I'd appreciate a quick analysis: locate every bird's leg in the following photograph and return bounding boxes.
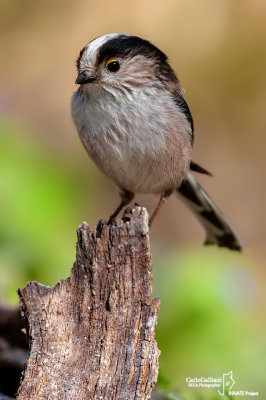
[149,190,172,227]
[107,189,134,225]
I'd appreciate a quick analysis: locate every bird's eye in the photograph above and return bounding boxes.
[105,59,120,73]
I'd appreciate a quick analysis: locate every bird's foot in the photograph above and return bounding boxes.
[122,207,133,222]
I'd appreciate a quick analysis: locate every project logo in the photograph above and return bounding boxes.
[218,371,235,395]
[186,371,259,397]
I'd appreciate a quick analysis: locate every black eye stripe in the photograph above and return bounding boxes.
[106,60,120,72]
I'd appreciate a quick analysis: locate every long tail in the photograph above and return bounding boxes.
[176,172,242,251]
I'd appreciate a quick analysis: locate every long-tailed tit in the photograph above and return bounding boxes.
[72,33,242,251]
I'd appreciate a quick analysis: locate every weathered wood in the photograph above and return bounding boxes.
[17,207,160,400]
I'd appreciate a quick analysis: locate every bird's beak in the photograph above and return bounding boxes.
[75,71,97,85]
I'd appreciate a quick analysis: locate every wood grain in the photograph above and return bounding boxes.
[17,207,160,400]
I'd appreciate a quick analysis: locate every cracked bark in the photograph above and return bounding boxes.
[16,207,160,400]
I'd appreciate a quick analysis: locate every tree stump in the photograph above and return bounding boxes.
[16,207,160,400]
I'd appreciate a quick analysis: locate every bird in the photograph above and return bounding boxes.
[71,33,242,251]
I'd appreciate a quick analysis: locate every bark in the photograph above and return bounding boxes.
[16,207,160,400]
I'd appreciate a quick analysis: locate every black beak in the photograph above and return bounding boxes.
[75,71,97,85]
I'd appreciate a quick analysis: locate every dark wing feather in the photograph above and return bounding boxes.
[171,91,194,143]
[190,161,213,176]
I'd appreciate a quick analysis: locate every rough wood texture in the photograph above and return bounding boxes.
[17,207,160,400]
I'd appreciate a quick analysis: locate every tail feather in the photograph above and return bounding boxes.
[176,172,242,251]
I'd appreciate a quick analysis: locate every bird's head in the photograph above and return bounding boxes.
[75,33,178,93]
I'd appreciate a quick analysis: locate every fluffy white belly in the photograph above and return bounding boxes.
[71,84,192,194]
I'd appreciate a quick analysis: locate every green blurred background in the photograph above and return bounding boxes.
[0,0,265,398]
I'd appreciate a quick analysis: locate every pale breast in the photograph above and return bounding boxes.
[71,84,192,194]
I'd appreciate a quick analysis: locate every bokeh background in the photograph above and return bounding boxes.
[1,0,266,398]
